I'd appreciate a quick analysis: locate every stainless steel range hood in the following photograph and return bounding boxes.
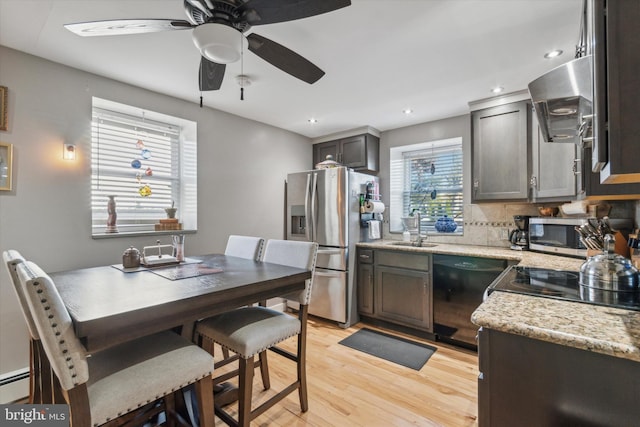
[528,55,593,145]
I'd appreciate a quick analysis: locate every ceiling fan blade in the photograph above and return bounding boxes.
[64,19,193,37]
[199,57,226,91]
[247,33,324,84]
[239,0,351,26]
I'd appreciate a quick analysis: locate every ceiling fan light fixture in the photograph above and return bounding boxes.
[192,23,245,64]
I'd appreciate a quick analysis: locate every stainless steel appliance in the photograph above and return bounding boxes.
[508,215,530,250]
[528,217,633,258]
[286,167,378,327]
[486,264,640,312]
[432,254,511,350]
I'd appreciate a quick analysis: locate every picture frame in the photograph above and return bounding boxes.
[0,142,13,191]
[0,86,7,131]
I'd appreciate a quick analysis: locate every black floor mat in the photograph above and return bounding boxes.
[338,328,437,370]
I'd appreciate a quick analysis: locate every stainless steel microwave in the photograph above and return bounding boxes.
[529,217,633,258]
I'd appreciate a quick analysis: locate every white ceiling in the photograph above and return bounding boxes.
[0,0,583,139]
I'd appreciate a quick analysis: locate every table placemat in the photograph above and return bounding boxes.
[148,263,223,280]
[111,257,202,273]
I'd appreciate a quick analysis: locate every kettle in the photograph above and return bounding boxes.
[122,246,141,268]
[579,234,639,304]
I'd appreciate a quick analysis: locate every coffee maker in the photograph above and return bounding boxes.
[509,215,531,250]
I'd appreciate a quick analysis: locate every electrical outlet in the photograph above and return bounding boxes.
[500,228,510,240]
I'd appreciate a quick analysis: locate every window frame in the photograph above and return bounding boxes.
[90,97,197,238]
[389,137,464,235]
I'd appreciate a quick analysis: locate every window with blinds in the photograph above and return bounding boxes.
[389,137,463,233]
[91,99,197,235]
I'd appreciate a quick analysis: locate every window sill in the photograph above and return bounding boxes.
[92,229,197,239]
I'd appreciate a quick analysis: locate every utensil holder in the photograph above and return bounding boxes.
[172,235,185,262]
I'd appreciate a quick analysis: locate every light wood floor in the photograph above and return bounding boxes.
[213,316,479,426]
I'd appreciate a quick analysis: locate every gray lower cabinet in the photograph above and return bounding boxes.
[357,248,432,332]
[472,101,529,201]
[357,249,374,315]
[375,266,430,329]
[478,328,640,427]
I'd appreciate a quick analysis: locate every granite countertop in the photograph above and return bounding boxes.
[357,240,640,362]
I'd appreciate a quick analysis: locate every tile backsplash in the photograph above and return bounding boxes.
[384,200,638,248]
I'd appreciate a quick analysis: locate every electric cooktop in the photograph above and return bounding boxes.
[487,265,640,312]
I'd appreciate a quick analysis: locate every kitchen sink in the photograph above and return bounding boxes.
[388,241,438,248]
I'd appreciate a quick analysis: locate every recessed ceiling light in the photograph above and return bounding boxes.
[544,49,563,59]
[308,118,318,124]
[491,86,504,94]
[403,108,413,115]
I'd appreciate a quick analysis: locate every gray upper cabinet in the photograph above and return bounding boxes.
[472,101,529,201]
[592,0,640,184]
[530,108,581,200]
[313,133,379,174]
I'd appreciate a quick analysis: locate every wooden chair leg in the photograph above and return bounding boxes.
[53,374,65,405]
[29,339,37,404]
[298,307,309,412]
[238,357,254,427]
[195,376,215,427]
[258,350,270,390]
[164,392,176,427]
[36,341,55,404]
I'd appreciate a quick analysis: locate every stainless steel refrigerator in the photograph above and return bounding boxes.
[286,167,379,327]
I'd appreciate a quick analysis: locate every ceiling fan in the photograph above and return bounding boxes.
[64,0,351,94]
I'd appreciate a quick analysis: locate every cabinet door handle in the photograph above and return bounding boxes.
[573,158,581,175]
[359,254,370,260]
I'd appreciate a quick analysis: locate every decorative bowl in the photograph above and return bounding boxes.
[435,215,457,233]
[538,207,559,217]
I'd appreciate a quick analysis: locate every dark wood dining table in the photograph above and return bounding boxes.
[49,254,311,353]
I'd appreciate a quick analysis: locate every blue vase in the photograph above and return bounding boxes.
[435,215,457,233]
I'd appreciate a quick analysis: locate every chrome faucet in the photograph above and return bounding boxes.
[413,212,427,247]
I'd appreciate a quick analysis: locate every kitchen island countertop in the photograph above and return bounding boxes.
[356,240,640,362]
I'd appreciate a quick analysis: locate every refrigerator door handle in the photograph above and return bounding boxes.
[310,172,318,242]
[304,173,312,241]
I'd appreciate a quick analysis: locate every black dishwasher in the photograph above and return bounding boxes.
[432,254,509,350]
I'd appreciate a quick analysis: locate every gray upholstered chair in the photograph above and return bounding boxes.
[195,239,318,427]
[17,261,216,427]
[224,235,264,261]
[3,250,53,404]
[214,235,265,363]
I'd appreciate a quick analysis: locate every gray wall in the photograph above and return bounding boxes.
[379,114,482,242]
[0,46,311,400]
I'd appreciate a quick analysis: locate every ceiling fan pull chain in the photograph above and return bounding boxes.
[240,30,245,101]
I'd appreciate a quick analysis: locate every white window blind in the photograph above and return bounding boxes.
[390,137,463,233]
[91,104,196,235]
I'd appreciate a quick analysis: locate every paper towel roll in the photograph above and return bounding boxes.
[363,200,385,214]
[560,200,588,215]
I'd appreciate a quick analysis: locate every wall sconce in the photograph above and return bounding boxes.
[63,143,76,161]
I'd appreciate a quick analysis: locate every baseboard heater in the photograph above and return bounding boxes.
[0,369,29,387]
[1,368,29,403]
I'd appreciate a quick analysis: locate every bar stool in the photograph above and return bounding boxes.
[195,239,318,426]
[17,261,216,427]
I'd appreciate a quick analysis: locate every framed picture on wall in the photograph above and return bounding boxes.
[0,86,7,131]
[0,142,13,191]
